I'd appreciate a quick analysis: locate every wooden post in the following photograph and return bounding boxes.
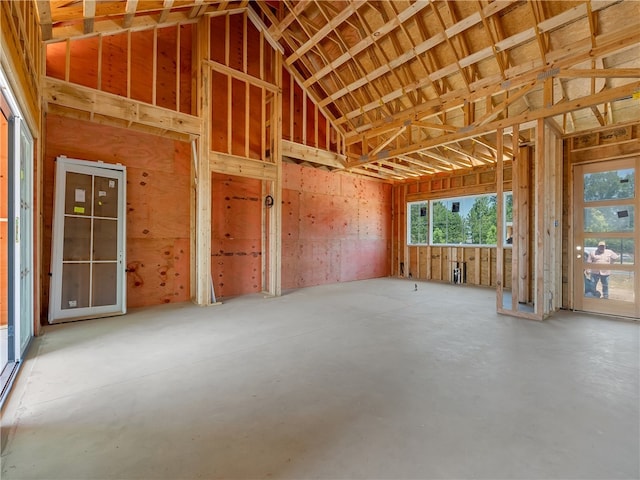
[269,50,283,296]
[517,143,530,304]
[194,17,212,305]
[496,128,504,311]
[535,118,545,318]
[510,123,520,311]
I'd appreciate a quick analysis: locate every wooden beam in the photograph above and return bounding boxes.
[83,0,96,34]
[473,82,537,127]
[347,81,640,167]
[282,140,346,169]
[43,77,202,136]
[285,0,367,66]
[558,68,640,79]
[210,152,277,181]
[370,126,407,157]
[339,14,640,136]
[189,0,206,19]
[319,0,517,109]
[264,0,313,41]
[123,0,139,29]
[158,0,174,23]
[413,121,457,133]
[35,0,52,40]
[419,149,472,169]
[246,7,284,54]
[303,0,432,88]
[443,144,492,166]
[397,155,440,174]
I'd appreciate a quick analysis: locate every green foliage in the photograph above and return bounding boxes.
[584,169,634,202]
[584,169,635,234]
[466,195,497,244]
[408,202,428,244]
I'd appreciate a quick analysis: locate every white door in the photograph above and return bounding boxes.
[49,157,126,323]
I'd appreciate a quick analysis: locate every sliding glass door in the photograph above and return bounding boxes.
[0,67,34,402]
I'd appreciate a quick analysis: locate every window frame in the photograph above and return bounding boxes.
[406,200,429,246]
[429,193,498,247]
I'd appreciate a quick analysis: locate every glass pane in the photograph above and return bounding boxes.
[432,195,497,245]
[584,237,634,265]
[63,217,91,261]
[92,263,117,307]
[584,205,634,233]
[583,270,634,303]
[64,172,92,216]
[61,263,90,309]
[93,176,118,218]
[408,201,427,244]
[505,192,513,245]
[93,219,117,261]
[583,168,634,202]
[19,124,33,352]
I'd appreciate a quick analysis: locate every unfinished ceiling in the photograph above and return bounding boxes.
[35,0,640,180]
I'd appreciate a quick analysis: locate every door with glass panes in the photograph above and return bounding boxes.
[49,157,126,323]
[573,158,638,319]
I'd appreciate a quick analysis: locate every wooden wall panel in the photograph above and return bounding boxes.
[156,26,178,110]
[249,85,262,160]
[306,96,316,146]
[101,34,128,97]
[291,81,303,144]
[209,16,226,64]
[281,69,292,140]
[45,42,65,80]
[130,30,154,105]
[317,110,327,150]
[211,71,229,153]
[179,24,194,115]
[69,37,99,89]
[125,238,190,308]
[282,163,391,290]
[42,115,191,322]
[227,13,244,71]
[46,23,194,115]
[230,78,246,157]
[211,173,262,298]
[246,18,262,79]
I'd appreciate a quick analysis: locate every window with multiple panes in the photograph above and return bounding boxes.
[407,193,512,246]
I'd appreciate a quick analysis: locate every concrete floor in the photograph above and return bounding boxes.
[1,278,639,479]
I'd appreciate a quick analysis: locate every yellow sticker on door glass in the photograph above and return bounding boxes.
[74,206,85,214]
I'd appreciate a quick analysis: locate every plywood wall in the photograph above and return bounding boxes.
[45,23,194,115]
[209,164,391,296]
[43,115,191,322]
[211,173,262,298]
[281,68,338,153]
[282,163,391,289]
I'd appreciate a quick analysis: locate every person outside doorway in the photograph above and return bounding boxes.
[587,241,620,299]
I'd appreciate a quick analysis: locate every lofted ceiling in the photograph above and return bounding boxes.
[34,1,640,181]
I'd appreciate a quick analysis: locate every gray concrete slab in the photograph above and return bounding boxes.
[1,278,639,479]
